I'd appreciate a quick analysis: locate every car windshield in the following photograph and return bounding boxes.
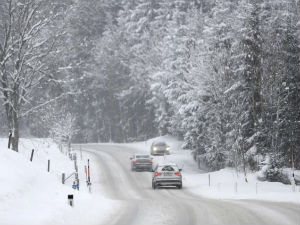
[136,155,150,159]
[160,165,176,171]
[154,142,166,146]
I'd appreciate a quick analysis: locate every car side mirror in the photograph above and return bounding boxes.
[152,169,155,172]
[179,169,182,172]
[130,157,133,160]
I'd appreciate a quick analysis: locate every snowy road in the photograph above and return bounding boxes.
[81,144,300,225]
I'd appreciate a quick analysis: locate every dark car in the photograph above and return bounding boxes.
[150,141,170,155]
[130,154,153,171]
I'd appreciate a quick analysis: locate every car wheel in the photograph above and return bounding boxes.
[152,182,156,189]
[178,184,182,189]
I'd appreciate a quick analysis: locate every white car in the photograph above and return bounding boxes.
[152,163,182,189]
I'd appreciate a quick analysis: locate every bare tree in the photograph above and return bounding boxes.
[0,0,68,151]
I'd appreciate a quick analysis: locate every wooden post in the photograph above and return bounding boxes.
[256,182,258,194]
[47,160,50,172]
[291,179,295,192]
[87,159,91,184]
[234,182,238,193]
[68,194,74,207]
[30,149,34,161]
[62,173,65,184]
[8,132,12,149]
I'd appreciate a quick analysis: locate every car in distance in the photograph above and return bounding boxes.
[152,163,182,189]
[150,141,170,155]
[130,154,153,171]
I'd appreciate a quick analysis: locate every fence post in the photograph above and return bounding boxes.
[68,194,74,207]
[256,182,258,194]
[234,182,238,193]
[87,159,91,193]
[47,160,50,172]
[30,149,34,161]
[62,173,65,184]
[8,132,12,149]
[291,179,295,192]
[80,147,82,161]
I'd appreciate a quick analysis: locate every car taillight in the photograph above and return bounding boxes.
[175,172,181,176]
[149,160,152,163]
[133,160,137,163]
[155,172,162,176]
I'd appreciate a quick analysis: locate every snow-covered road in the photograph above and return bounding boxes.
[80,144,300,225]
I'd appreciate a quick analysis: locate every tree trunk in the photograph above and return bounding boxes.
[11,111,19,152]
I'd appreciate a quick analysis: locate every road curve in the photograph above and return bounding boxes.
[80,144,300,225]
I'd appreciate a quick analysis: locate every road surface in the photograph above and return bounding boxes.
[80,144,300,225]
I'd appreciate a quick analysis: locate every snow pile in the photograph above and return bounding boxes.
[127,136,300,204]
[0,138,120,225]
[185,168,300,204]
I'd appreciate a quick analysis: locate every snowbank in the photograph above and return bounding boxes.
[126,136,300,204]
[0,138,120,225]
[185,168,300,204]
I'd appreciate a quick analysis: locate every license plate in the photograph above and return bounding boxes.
[163,172,173,176]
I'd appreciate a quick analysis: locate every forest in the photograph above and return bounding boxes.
[0,0,299,174]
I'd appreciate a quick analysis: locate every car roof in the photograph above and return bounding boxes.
[153,141,167,145]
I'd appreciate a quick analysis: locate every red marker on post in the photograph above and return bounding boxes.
[87,159,91,192]
[87,159,91,184]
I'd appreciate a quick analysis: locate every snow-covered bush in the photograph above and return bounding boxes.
[197,152,227,171]
[265,155,299,184]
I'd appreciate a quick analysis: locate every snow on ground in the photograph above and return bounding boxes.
[0,138,120,225]
[126,135,300,204]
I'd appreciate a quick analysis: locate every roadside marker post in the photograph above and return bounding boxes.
[208,174,211,187]
[87,159,91,184]
[84,165,88,183]
[217,183,220,191]
[87,159,92,193]
[291,179,295,192]
[62,173,65,184]
[80,145,82,161]
[68,194,74,207]
[73,155,79,190]
[8,131,12,149]
[291,157,296,192]
[256,182,258,194]
[47,160,50,172]
[234,182,238,193]
[30,149,34,161]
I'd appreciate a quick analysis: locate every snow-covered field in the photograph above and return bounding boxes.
[125,136,300,204]
[0,138,120,225]
[1,136,299,225]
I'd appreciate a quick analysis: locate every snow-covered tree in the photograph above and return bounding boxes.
[0,0,71,151]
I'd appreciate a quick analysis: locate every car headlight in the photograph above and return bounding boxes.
[153,147,158,151]
[166,147,170,151]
